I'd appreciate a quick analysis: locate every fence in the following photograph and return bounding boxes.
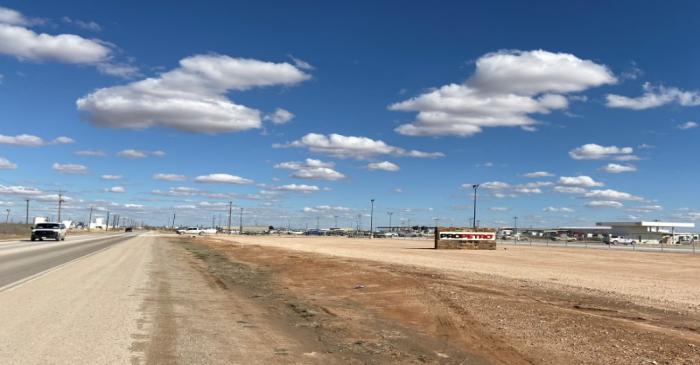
[496,237,698,254]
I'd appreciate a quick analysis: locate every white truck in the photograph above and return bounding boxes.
[31,222,68,241]
[176,227,217,236]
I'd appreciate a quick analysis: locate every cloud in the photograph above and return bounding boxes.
[606,83,700,110]
[116,149,164,159]
[194,173,253,184]
[677,121,698,130]
[264,108,294,124]
[479,181,510,190]
[153,173,186,181]
[584,189,643,201]
[543,206,574,213]
[106,186,125,193]
[0,134,72,146]
[117,149,147,159]
[75,149,106,157]
[273,184,320,193]
[600,163,636,173]
[123,203,143,209]
[0,157,17,169]
[523,171,554,178]
[489,207,509,212]
[77,54,310,133]
[288,55,314,70]
[0,9,110,63]
[96,62,140,79]
[52,162,87,174]
[274,158,345,181]
[558,175,604,187]
[61,16,101,32]
[303,205,351,213]
[276,133,444,160]
[367,161,400,172]
[100,174,122,180]
[585,200,624,209]
[627,205,663,213]
[390,49,616,137]
[569,143,637,160]
[0,185,42,196]
[553,186,587,194]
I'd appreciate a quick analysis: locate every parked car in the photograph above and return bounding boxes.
[176,227,216,236]
[604,235,635,245]
[125,227,133,232]
[31,222,67,241]
[383,232,399,238]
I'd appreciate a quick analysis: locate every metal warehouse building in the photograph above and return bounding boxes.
[596,221,696,243]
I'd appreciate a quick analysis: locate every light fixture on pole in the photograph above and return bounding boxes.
[369,198,375,239]
[471,184,480,229]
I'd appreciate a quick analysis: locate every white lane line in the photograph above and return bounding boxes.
[0,234,142,294]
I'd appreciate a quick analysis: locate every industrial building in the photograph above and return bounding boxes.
[596,221,696,243]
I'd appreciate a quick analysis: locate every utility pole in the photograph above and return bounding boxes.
[472,184,479,229]
[334,215,339,229]
[434,217,439,228]
[316,216,320,230]
[25,199,30,225]
[171,212,176,229]
[88,206,93,231]
[369,198,375,239]
[227,201,232,234]
[5,209,10,224]
[387,211,393,232]
[106,211,110,230]
[57,191,65,222]
[514,216,518,241]
[239,207,243,234]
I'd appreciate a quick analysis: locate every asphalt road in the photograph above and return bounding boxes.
[0,232,136,290]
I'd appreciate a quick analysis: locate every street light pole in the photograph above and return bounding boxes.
[227,201,232,234]
[5,209,10,224]
[514,216,518,241]
[472,184,479,229]
[334,215,338,228]
[387,211,393,232]
[57,191,64,222]
[369,198,375,239]
[25,199,30,225]
[88,206,93,231]
[239,207,243,234]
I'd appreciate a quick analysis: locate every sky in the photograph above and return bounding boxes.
[0,1,699,229]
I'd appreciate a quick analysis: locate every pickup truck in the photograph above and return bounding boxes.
[604,235,635,245]
[31,222,67,241]
[176,227,217,236]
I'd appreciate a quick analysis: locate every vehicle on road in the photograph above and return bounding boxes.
[176,227,216,236]
[604,235,635,245]
[125,227,133,232]
[31,222,67,241]
[383,232,399,238]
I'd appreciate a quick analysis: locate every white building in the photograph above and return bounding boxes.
[89,217,106,230]
[596,221,695,243]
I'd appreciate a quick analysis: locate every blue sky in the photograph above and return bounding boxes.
[0,1,699,228]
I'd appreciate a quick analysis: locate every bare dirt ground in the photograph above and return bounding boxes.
[176,235,700,365]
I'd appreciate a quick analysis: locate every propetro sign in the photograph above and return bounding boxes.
[438,232,495,241]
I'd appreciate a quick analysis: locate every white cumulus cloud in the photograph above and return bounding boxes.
[77,54,310,133]
[569,143,637,160]
[543,206,574,212]
[389,49,616,137]
[194,173,253,184]
[558,175,603,187]
[153,173,186,181]
[0,157,17,169]
[523,171,554,178]
[273,184,320,193]
[585,200,624,209]
[367,161,400,172]
[264,108,294,124]
[52,162,87,174]
[606,83,700,110]
[600,163,637,173]
[584,189,643,201]
[275,133,444,160]
[100,174,122,180]
[75,149,106,157]
[274,158,345,181]
[106,186,125,193]
[677,121,698,130]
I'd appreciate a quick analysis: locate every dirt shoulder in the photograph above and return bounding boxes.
[177,236,700,364]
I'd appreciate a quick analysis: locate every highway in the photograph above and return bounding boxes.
[0,233,136,291]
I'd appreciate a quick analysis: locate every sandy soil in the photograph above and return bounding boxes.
[210,235,700,310]
[182,235,700,364]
